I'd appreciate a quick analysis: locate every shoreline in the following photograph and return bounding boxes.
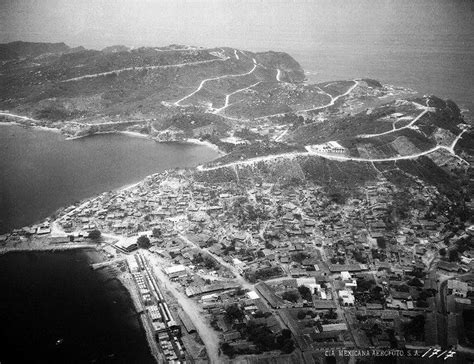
[65,130,152,141]
[116,261,162,363]
[0,243,98,256]
[186,137,226,155]
[0,120,61,133]
[2,114,226,156]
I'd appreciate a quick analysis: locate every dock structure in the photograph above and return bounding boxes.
[90,257,125,270]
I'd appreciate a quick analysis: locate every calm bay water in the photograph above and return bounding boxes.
[0,127,221,362]
[0,250,155,364]
[0,125,219,233]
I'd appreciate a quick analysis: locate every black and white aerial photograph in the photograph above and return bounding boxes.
[0,0,473,363]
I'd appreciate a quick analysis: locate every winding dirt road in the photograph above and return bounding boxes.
[276,69,282,82]
[298,79,360,113]
[174,58,258,107]
[254,79,360,120]
[197,128,468,171]
[356,107,430,139]
[212,81,261,113]
[62,57,230,83]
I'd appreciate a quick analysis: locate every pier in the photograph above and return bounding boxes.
[90,257,125,270]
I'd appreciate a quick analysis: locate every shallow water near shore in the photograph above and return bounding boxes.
[0,124,220,233]
[0,249,155,363]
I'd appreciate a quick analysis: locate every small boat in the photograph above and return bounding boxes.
[55,338,64,346]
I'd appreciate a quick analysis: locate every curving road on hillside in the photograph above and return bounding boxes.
[298,79,360,113]
[197,128,468,171]
[174,58,258,107]
[61,57,230,82]
[212,80,261,113]
[356,108,430,138]
[276,69,282,82]
[254,79,360,120]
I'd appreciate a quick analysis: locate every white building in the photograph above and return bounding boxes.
[339,290,355,306]
[341,271,352,281]
[448,280,469,298]
[310,141,346,154]
[164,264,187,279]
[201,293,219,302]
[247,291,260,300]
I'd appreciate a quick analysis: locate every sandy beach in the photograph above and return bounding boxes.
[0,120,61,133]
[65,130,151,141]
[186,138,226,155]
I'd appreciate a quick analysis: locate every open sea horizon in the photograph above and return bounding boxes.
[279,32,474,121]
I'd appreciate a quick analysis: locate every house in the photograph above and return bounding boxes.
[312,141,345,154]
[37,225,51,235]
[314,284,328,299]
[329,264,367,273]
[341,271,352,281]
[246,291,260,300]
[164,265,187,279]
[201,293,219,302]
[115,238,138,253]
[339,290,355,306]
[296,277,317,292]
[390,290,411,301]
[222,331,241,342]
[447,280,469,298]
[49,236,70,244]
[313,300,336,309]
[438,261,460,273]
[321,323,348,331]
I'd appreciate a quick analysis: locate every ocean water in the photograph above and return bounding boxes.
[277,32,474,120]
[0,125,220,233]
[0,250,155,364]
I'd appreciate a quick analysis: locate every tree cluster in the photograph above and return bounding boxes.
[246,322,294,354]
[192,252,218,270]
[225,304,245,322]
[88,229,101,240]
[282,290,300,303]
[297,285,313,301]
[137,235,151,249]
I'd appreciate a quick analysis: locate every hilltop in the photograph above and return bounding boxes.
[0,42,303,126]
[1,41,472,194]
